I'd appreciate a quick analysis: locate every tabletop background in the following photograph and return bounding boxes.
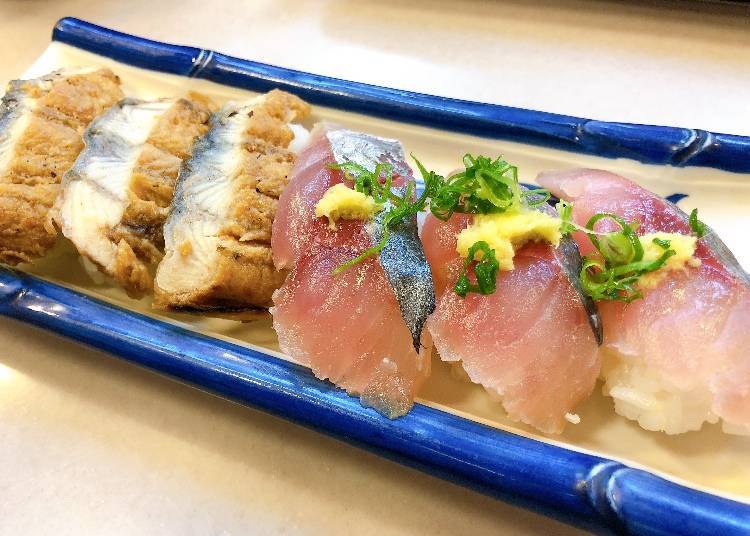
[1,1,749,534]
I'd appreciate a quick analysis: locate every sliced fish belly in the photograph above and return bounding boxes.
[538,168,750,434]
[271,123,435,418]
[0,68,123,264]
[154,90,311,312]
[57,95,213,297]
[422,212,600,434]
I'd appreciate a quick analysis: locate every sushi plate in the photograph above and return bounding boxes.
[3,17,750,535]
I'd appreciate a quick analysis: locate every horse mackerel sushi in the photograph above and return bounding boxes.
[271,123,435,418]
[538,168,750,435]
[421,157,601,434]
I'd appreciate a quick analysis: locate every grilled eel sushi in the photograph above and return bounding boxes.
[56,94,214,297]
[0,68,123,264]
[154,90,311,315]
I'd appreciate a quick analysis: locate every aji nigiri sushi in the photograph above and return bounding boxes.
[538,169,750,435]
[271,123,435,418]
[154,90,311,315]
[0,68,123,264]
[421,157,601,434]
[56,95,214,297]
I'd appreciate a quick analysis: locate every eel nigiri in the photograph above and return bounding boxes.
[56,95,214,297]
[0,68,123,264]
[538,169,750,435]
[154,90,311,314]
[271,124,435,418]
[422,202,602,434]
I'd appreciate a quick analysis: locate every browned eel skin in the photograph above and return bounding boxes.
[154,90,311,314]
[0,69,123,264]
[106,95,214,296]
[56,94,215,298]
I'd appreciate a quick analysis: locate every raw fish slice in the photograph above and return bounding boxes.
[538,169,750,434]
[422,212,600,434]
[154,90,310,315]
[273,247,431,417]
[271,123,435,417]
[57,95,213,297]
[0,68,123,264]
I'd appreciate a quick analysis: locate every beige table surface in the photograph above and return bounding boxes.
[1,1,749,534]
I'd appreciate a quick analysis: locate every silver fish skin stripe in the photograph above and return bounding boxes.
[0,82,26,132]
[555,235,603,345]
[534,191,603,345]
[328,128,436,351]
[62,98,152,201]
[372,205,436,352]
[0,81,34,169]
[166,104,241,234]
[0,69,97,143]
[327,129,413,180]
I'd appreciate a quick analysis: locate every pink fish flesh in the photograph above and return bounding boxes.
[271,123,434,418]
[422,206,601,434]
[538,168,750,434]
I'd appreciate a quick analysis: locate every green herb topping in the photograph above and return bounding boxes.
[424,154,550,221]
[327,160,431,275]
[328,161,394,203]
[453,241,499,298]
[689,208,707,238]
[577,214,677,302]
[556,199,577,237]
[327,155,708,303]
[558,198,707,301]
[328,154,552,297]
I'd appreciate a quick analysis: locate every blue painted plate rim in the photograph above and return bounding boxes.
[0,16,747,536]
[51,18,750,174]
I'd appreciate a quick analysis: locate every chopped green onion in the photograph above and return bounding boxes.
[689,208,707,238]
[328,161,395,204]
[556,199,577,237]
[453,241,499,297]
[328,158,434,274]
[426,154,547,221]
[328,153,554,298]
[579,213,676,302]
[328,154,696,305]
[332,232,389,276]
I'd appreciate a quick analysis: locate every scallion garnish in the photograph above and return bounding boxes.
[689,208,707,238]
[328,161,395,203]
[426,154,548,221]
[327,154,553,297]
[556,199,577,237]
[453,241,499,298]
[418,155,553,297]
[328,160,433,275]
[578,214,676,302]
[327,155,708,303]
